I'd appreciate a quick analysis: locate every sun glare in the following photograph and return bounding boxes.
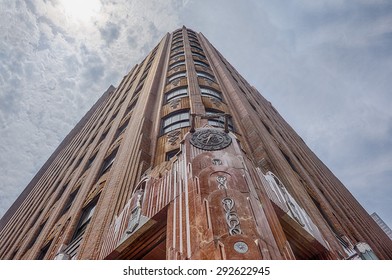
[60,0,102,22]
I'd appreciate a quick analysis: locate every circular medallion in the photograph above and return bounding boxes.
[234,241,248,254]
[190,129,232,151]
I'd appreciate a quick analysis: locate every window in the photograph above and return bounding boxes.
[170,51,184,59]
[188,36,198,42]
[166,149,180,161]
[206,109,234,131]
[192,53,206,60]
[36,240,52,260]
[191,46,204,53]
[169,61,185,70]
[194,60,209,68]
[162,111,190,134]
[71,197,99,241]
[127,99,137,111]
[25,220,47,251]
[197,71,215,82]
[165,87,188,102]
[171,41,183,48]
[189,39,200,46]
[100,148,118,175]
[168,72,186,83]
[84,153,96,172]
[200,87,222,101]
[171,45,183,52]
[172,38,183,45]
[60,189,78,215]
[99,130,108,142]
[114,119,130,139]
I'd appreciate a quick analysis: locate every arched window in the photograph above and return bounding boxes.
[162,111,190,134]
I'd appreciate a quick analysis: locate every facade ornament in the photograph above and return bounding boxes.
[278,183,305,227]
[222,197,242,235]
[234,241,249,254]
[172,79,180,86]
[126,191,144,234]
[217,175,227,189]
[204,78,213,85]
[169,98,181,109]
[167,130,181,145]
[210,98,221,107]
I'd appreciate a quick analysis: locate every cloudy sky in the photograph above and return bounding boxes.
[0,0,391,229]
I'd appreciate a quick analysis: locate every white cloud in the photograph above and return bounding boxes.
[0,0,184,218]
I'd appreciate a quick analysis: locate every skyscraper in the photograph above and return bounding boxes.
[1,27,391,260]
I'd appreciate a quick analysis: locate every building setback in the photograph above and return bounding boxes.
[371,213,392,240]
[1,27,391,260]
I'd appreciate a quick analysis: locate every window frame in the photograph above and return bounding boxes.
[197,71,215,83]
[200,87,223,101]
[169,60,186,70]
[206,109,234,131]
[161,110,190,134]
[192,53,207,60]
[165,87,188,102]
[167,72,187,83]
[194,60,210,68]
[71,196,100,242]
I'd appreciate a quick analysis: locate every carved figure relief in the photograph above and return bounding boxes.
[273,175,305,227]
[126,190,144,234]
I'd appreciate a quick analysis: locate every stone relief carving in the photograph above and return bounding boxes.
[210,98,221,107]
[126,190,144,234]
[171,79,180,86]
[203,78,213,85]
[216,175,227,189]
[167,130,181,145]
[285,195,305,227]
[169,98,181,109]
[268,172,305,227]
[222,197,242,235]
